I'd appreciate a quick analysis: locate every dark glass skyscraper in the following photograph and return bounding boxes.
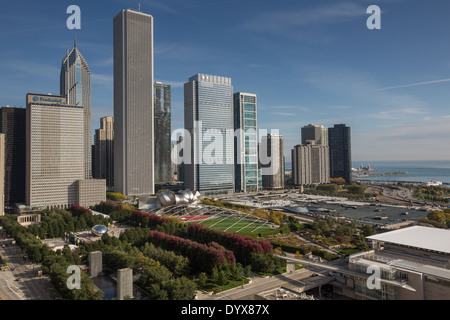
[154,82,172,186]
[328,124,352,183]
[0,107,26,208]
[60,40,92,178]
[260,134,285,190]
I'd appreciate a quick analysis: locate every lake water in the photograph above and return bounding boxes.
[352,160,450,184]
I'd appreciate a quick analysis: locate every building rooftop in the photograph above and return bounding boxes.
[367,226,450,255]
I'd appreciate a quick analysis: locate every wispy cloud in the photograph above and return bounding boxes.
[378,78,450,90]
[245,2,365,33]
[353,117,450,160]
[91,73,113,87]
[154,42,215,62]
[272,105,309,112]
[272,112,296,117]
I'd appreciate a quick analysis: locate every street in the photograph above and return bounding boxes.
[0,236,57,300]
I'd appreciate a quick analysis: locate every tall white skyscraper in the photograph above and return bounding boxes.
[113,9,154,197]
[60,40,92,178]
[184,74,234,195]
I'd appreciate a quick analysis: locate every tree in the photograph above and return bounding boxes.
[106,192,127,202]
[211,267,219,282]
[218,270,228,286]
[198,272,208,290]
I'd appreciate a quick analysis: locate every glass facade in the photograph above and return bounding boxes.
[60,44,92,179]
[234,93,258,192]
[154,82,172,185]
[184,74,234,195]
[329,124,352,183]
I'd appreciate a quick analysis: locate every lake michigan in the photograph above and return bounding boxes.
[351,160,450,184]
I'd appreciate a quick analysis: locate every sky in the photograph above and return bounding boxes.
[1,0,450,163]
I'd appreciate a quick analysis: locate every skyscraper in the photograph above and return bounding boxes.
[234,92,259,192]
[154,82,172,186]
[301,124,328,146]
[0,107,26,208]
[26,94,84,208]
[260,134,285,190]
[329,124,352,183]
[25,93,105,209]
[0,133,4,215]
[93,116,114,189]
[60,40,92,178]
[114,9,154,197]
[184,74,234,195]
[292,144,330,185]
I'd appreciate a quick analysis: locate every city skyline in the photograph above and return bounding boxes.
[1,0,450,162]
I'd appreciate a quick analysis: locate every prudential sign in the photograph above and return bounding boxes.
[33,96,63,103]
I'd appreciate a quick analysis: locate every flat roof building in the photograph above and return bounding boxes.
[260,134,284,190]
[333,226,450,300]
[0,133,4,215]
[184,74,235,195]
[0,107,26,208]
[26,93,105,209]
[26,93,84,209]
[114,9,155,197]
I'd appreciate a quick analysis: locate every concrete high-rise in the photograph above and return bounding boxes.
[301,124,328,146]
[114,9,154,197]
[0,133,4,215]
[26,94,84,208]
[234,92,259,192]
[60,40,92,178]
[328,124,352,183]
[184,74,234,195]
[291,144,330,185]
[154,82,172,186]
[93,116,114,189]
[25,93,105,209]
[0,107,26,208]
[260,134,284,190]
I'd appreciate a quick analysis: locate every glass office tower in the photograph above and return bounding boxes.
[60,40,92,178]
[184,74,234,195]
[234,92,259,192]
[0,107,26,208]
[328,124,352,183]
[154,82,172,186]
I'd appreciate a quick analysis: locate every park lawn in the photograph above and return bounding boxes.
[198,217,274,235]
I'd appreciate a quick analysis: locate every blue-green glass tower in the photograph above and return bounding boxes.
[234,92,259,192]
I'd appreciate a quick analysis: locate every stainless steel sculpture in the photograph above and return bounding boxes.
[91,224,108,237]
[157,189,200,207]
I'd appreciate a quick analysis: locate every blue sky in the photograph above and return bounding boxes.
[1,0,450,163]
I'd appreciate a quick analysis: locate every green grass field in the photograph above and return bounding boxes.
[199,217,274,235]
